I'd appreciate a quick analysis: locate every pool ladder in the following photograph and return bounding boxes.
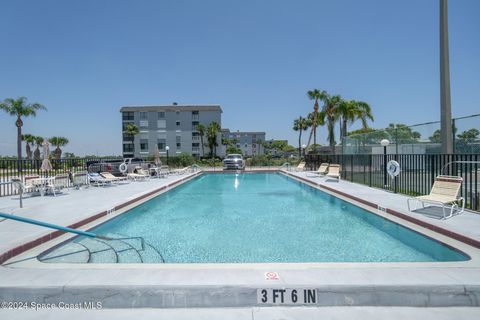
[0,212,164,264]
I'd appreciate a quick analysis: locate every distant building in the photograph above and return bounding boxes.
[264,139,289,157]
[221,129,266,156]
[120,104,222,158]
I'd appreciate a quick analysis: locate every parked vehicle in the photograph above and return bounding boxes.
[223,154,245,170]
[87,158,146,176]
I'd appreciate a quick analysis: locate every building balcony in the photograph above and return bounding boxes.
[139,120,149,127]
[192,114,199,121]
[192,136,200,142]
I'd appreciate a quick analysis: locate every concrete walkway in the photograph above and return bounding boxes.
[2,307,480,320]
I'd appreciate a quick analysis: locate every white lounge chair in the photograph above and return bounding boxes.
[100,172,127,183]
[325,164,341,180]
[171,167,191,175]
[88,173,113,187]
[293,162,306,172]
[407,175,465,220]
[48,174,69,196]
[127,166,150,181]
[306,163,329,177]
[72,171,89,189]
[24,175,40,193]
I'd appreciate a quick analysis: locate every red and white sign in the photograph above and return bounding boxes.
[264,272,280,280]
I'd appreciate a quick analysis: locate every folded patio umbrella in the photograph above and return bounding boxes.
[154,144,162,166]
[41,139,52,172]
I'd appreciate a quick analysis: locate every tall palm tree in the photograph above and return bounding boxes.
[197,123,206,157]
[307,89,327,146]
[0,97,47,159]
[293,116,309,158]
[125,123,139,137]
[48,136,69,159]
[21,134,35,160]
[33,136,44,160]
[206,121,221,158]
[317,93,342,153]
[336,100,373,144]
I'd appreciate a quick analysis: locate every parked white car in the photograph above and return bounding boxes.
[223,154,246,170]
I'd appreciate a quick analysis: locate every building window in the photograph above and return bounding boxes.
[123,144,134,153]
[157,139,166,151]
[176,142,181,148]
[123,133,134,142]
[140,139,148,151]
[176,111,180,115]
[245,143,248,148]
[139,112,147,120]
[158,112,165,119]
[157,120,166,128]
[122,112,134,121]
[176,120,181,126]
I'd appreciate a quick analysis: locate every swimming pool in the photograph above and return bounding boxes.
[40,172,468,263]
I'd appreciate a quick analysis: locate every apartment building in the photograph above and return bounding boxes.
[221,129,266,156]
[120,105,222,158]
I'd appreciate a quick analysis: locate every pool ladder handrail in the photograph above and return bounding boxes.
[0,212,165,263]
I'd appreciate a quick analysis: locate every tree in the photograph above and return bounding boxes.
[33,136,44,160]
[125,123,139,137]
[0,97,47,159]
[317,93,342,153]
[429,129,441,143]
[226,146,242,154]
[293,116,309,158]
[347,128,389,146]
[206,121,221,158]
[385,124,421,144]
[307,89,328,146]
[48,137,69,159]
[457,129,479,144]
[336,99,373,144]
[197,123,206,157]
[21,134,35,160]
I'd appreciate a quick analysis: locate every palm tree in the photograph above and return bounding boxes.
[307,89,328,146]
[317,93,342,153]
[21,134,35,160]
[206,121,221,158]
[48,136,69,159]
[33,136,44,160]
[197,123,206,157]
[125,123,139,137]
[0,97,47,159]
[336,99,373,144]
[293,116,309,158]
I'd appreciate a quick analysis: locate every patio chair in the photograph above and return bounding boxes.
[325,164,341,181]
[407,175,465,220]
[171,167,191,175]
[100,172,127,183]
[88,172,113,187]
[72,171,89,189]
[127,166,150,181]
[306,163,329,177]
[293,162,306,172]
[48,174,69,196]
[24,175,40,193]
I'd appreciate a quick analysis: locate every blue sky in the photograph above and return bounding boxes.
[0,0,479,156]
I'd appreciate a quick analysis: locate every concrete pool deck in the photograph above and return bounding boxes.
[1,169,480,310]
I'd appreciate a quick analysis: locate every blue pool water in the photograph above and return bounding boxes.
[42,173,468,263]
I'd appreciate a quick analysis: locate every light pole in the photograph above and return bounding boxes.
[165,146,169,165]
[440,0,453,154]
[381,139,390,189]
[302,144,306,158]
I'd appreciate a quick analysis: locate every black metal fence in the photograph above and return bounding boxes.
[0,158,122,197]
[306,153,480,212]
